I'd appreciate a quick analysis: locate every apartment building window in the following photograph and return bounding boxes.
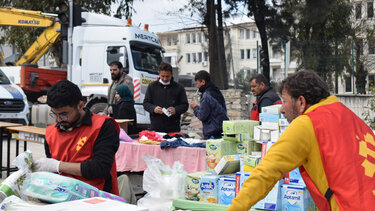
[252,49,257,58]
[173,36,178,45]
[192,53,197,63]
[246,49,251,59]
[369,39,375,54]
[186,33,190,44]
[192,33,196,43]
[253,30,257,38]
[356,39,363,55]
[204,52,208,61]
[240,49,245,59]
[204,33,208,42]
[368,2,374,18]
[164,56,172,64]
[240,29,245,39]
[356,3,362,19]
[167,36,171,46]
[345,76,352,93]
[246,29,250,39]
[198,52,202,62]
[186,53,191,63]
[198,33,202,43]
[369,75,375,88]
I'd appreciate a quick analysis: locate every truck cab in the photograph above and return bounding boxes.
[73,12,163,125]
[0,67,29,124]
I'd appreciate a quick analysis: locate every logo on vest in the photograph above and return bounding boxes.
[357,133,375,195]
[76,136,88,151]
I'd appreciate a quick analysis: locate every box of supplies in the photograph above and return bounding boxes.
[206,139,237,173]
[259,113,280,123]
[261,105,281,115]
[214,155,241,175]
[281,184,315,211]
[218,176,236,205]
[253,180,283,210]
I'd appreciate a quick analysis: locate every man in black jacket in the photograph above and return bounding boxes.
[143,62,188,132]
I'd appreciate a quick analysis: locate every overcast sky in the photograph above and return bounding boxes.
[129,0,253,33]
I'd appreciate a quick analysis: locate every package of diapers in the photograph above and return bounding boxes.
[21,172,126,203]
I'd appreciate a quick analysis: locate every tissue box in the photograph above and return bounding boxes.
[214,155,241,174]
[261,105,281,115]
[284,168,305,186]
[199,175,221,203]
[218,176,236,205]
[240,155,261,172]
[253,180,283,210]
[281,184,315,211]
[185,171,211,201]
[259,113,280,123]
[206,139,237,173]
[235,172,251,196]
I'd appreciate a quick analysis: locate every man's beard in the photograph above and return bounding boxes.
[111,73,121,80]
[59,110,81,131]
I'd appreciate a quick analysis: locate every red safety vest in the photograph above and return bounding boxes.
[250,88,282,121]
[302,101,375,211]
[46,113,120,195]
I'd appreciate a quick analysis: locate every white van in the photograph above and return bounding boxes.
[0,67,29,124]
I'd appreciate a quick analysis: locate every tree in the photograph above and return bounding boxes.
[0,0,136,66]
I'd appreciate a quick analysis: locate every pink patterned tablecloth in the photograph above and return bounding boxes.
[116,142,207,173]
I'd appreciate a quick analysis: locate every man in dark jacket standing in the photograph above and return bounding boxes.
[143,62,188,132]
[190,70,228,139]
[250,74,282,121]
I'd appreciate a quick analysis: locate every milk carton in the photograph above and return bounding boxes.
[281,184,316,211]
[199,175,221,203]
[218,176,236,205]
[253,180,283,210]
[284,168,305,186]
[185,171,211,201]
[206,139,237,173]
[234,172,251,196]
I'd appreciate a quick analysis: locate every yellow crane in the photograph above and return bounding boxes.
[0,7,61,65]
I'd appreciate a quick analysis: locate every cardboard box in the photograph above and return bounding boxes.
[222,120,259,134]
[236,140,259,154]
[254,126,271,141]
[261,141,276,159]
[185,171,211,201]
[259,113,280,123]
[206,139,237,173]
[199,175,221,203]
[284,168,305,186]
[281,184,315,211]
[240,155,260,172]
[214,155,241,174]
[235,172,251,196]
[261,121,279,130]
[261,105,281,115]
[218,176,236,205]
[270,130,280,142]
[279,118,289,126]
[253,180,283,210]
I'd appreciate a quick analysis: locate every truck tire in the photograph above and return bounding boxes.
[90,102,107,114]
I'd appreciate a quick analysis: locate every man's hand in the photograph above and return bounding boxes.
[190,101,198,109]
[154,106,163,114]
[34,158,61,173]
[167,107,176,116]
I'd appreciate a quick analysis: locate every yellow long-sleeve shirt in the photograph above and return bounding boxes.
[228,95,340,211]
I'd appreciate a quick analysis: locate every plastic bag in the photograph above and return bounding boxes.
[21,171,126,203]
[142,155,187,199]
[137,193,173,211]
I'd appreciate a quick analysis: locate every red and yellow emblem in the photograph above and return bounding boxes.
[76,136,87,151]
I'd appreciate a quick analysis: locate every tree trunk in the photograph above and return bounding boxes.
[216,0,228,89]
[207,0,219,85]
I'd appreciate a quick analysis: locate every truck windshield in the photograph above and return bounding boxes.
[130,42,162,74]
[0,69,11,84]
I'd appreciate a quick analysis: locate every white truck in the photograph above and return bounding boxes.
[1,8,164,126]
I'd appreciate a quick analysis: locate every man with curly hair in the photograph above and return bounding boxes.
[229,70,375,211]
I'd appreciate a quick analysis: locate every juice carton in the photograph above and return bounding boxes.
[281,184,316,211]
[234,172,251,196]
[214,155,241,174]
[185,171,211,201]
[206,139,237,173]
[284,168,305,186]
[218,176,236,205]
[253,180,283,210]
[199,175,221,204]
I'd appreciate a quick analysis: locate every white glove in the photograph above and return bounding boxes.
[34,158,61,173]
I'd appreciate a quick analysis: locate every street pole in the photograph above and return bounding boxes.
[256,40,260,73]
[352,39,355,94]
[284,40,290,79]
[67,0,73,81]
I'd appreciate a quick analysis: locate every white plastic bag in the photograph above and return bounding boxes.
[142,155,187,200]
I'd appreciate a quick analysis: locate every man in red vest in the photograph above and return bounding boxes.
[34,80,120,195]
[250,74,282,121]
[229,71,375,211]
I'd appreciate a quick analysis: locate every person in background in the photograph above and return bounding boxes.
[190,70,228,139]
[228,70,375,211]
[143,62,188,133]
[250,74,281,120]
[104,61,134,117]
[113,84,137,135]
[34,80,120,195]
